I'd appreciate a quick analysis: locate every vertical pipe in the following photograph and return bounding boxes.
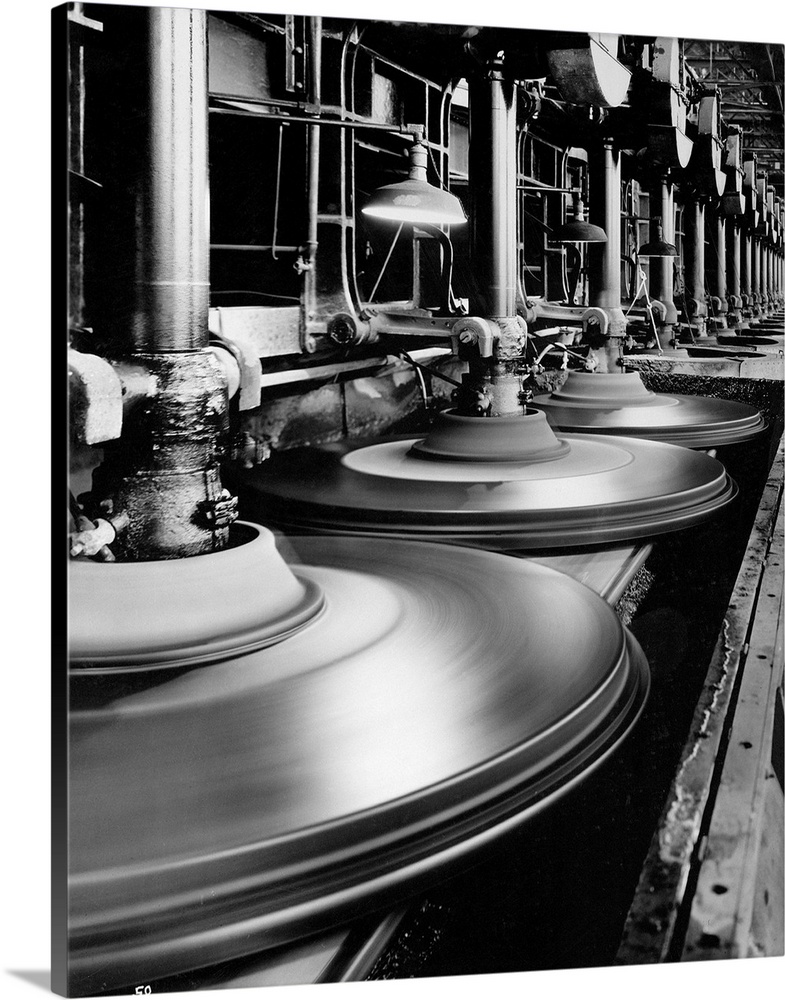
[132,6,210,353]
[682,196,707,337]
[469,58,517,319]
[649,176,678,342]
[587,141,625,371]
[302,16,322,348]
[751,233,761,318]
[68,20,87,330]
[705,204,727,330]
[741,223,753,319]
[454,57,527,418]
[769,246,776,308]
[725,217,743,329]
[94,7,234,561]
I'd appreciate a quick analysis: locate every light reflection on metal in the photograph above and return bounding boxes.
[68,526,649,992]
[533,371,766,448]
[243,412,739,550]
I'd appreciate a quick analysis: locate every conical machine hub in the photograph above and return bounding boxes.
[68,525,648,992]
[232,408,738,550]
[533,371,765,448]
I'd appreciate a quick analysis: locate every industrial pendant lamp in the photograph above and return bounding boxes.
[553,193,607,243]
[638,217,678,257]
[362,126,467,226]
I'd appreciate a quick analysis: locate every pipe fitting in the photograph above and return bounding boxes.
[581,307,610,339]
[208,330,262,410]
[68,348,124,444]
[452,316,495,358]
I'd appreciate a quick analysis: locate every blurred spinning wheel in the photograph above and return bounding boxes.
[232,407,738,550]
[68,525,648,993]
[533,372,765,447]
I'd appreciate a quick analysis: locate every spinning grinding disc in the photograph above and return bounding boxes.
[533,371,765,447]
[232,408,737,550]
[68,525,648,992]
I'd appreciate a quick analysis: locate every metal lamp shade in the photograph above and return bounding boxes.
[638,238,678,257]
[362,178,468,226]
[639,218,678,257]
[553,219,608,243]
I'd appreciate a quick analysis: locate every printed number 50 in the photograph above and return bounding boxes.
[135,988,151,995]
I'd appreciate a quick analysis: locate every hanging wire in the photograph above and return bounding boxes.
[427,142,445,189]
[397,349,462,387]
[677,257,697,344]
[211,290,300,302]
[624,263,663,354]
[271,123,285,260]
[366,222,404,304]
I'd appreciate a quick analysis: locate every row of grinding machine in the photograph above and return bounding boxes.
[64,7,781,995]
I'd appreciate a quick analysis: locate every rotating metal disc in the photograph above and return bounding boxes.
[68,522,325,670]
[533,371,765,447]
[68,527,648,992]
[232,409,737,550]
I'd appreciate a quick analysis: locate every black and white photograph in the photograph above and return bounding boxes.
[6,1,785,999]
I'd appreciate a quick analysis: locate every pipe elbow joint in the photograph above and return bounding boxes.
[581,307,609,339]
[452,316,496,358]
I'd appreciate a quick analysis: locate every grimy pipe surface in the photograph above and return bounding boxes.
[94,8,232,560]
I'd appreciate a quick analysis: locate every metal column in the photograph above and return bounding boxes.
[683,196,708,338]
[725,216,744,329]
[705,203,727,331]
[91,7,235,560]
[587,140,626,371]
[649,176,679,343]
